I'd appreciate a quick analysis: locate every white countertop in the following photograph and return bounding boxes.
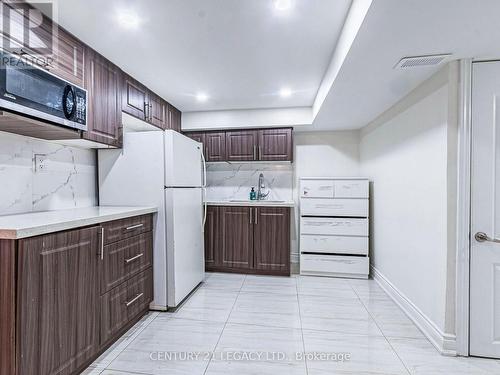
[205,200,295,207]
[0,206,157,240]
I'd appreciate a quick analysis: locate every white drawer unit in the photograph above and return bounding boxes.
[300,234,369,256]
[300,254,369,278]
[299,177,370,279]
[301,198,369,217]
[300,217,368,236]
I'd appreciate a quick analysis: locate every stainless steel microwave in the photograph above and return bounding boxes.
[0,51,87,131]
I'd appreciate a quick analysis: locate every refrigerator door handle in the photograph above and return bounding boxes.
[202,188,207,230]
[201,146,207,188]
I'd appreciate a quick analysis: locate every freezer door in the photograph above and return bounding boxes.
[165,187,205,307]
[164,130,203,187]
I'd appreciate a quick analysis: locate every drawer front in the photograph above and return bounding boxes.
[301,198,368,217]
[300,180,334,198]
[300,254,369,277]
[300,234,368,255]
[100,232,153,294]
[334,180,369,198]
[125,269,153,319]
[300,217,368,236]
[100,269,152,345]
[102,214,153,245]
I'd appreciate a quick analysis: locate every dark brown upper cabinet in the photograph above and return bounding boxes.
[186,131,226,162]
[226,130,259,161]
[186,128,293,162]
[50,27,85,87]
[1,3,84,86]
[17,226,101,375]
[150,93,168,129]
[122,75,149,121]
[220,206,254,270]
[205,132,226,162]
[83,48,122,147]
[168,105,182,132]
[258,128,293,161]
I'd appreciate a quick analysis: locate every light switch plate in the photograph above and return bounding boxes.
[34,154,47,173]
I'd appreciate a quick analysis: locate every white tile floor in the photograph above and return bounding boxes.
[84,273,500,375]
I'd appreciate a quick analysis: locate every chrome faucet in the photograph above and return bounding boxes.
[257,173,270,200]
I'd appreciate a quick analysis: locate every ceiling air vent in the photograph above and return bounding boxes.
[394,54,451,69]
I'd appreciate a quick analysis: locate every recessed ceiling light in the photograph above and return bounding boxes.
[280,88,292,98]
[274,0,292,11]
[116,10,141,29]
[196,93,209,102]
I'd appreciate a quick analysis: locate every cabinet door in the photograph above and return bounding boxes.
[122,75,148,120]
[17,227,100,375]
[258,128,293,161]
[254,207,290,275]
[226,130,258,161]
[185,132,205,144]
[205,132,227,162]
[220,206,253,269]
[168,105,182,132]
[83,48,122,147]
[204,206,219,270]
[150,93,167,129]
[51,27,85,87]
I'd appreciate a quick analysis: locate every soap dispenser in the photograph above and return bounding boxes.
[250,187,256,200]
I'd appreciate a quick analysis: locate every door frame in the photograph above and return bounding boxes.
[455,58,473,356]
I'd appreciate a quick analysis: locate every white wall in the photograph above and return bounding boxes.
[182,107,312,131]
[0,131,97,215]
[359,64,458,344]
[292,130,361,265]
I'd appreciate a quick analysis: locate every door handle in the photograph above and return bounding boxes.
[100,227,104,260]
[475,232,500,243]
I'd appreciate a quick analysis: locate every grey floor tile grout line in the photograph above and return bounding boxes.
[295,276,310,375]
[347,279,413,375]
[202,274,247,375]
[104,312,160,373]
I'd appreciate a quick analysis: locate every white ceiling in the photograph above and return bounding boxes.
[312,0,500,130]
[46,0,352,112]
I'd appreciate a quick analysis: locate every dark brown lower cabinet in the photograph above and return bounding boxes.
[205,206,290,276]
[0,214,154,375]
[17,227,101,375]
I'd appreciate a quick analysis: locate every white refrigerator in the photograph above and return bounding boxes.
[98,129,206,310]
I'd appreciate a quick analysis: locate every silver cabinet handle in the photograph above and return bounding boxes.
[126,223,144,231]
[253,145,257,160]
[125,253,144,263]
[125,293,144,307]
[258,146,262,160]
[475,232,500,243]
[100,227,104,260]
[255,207,258,225]
[250,208,253,224]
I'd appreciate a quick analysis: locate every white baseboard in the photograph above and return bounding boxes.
[371,265,457,356]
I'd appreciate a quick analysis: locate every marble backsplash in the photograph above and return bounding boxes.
[205,162,293,201]
[0,131,97,216]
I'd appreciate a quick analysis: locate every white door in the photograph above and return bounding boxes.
[164,130,203,187]
[470,61,500,359]
[165,187,205,307]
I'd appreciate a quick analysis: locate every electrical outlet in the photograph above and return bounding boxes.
[34,154,47,173]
